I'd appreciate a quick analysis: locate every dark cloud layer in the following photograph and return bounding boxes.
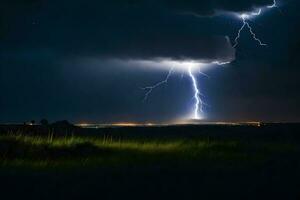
[1,0,300,123]
[0,0,275,62]
[91,36,235,62]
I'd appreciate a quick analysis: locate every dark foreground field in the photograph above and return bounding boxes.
[0,124,299,200]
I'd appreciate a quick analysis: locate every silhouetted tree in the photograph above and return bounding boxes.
[31,120,35,125]
[51,120,73,127]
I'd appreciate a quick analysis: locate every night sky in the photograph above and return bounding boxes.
[1,0,300,123]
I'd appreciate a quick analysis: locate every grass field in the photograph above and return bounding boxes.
[0,125,299,199]
[0,132,298,168]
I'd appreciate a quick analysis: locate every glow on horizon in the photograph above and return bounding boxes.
[76,121,262,127]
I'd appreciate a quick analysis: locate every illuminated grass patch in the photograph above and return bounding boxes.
[0,132,298,169]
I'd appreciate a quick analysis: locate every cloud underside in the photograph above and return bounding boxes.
[97,36,235,63]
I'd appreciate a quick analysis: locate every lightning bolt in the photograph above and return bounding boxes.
[188,66,202,119]
[267,0,277,8]
[141,68,173,101]
[233,0,277,48]
[141,64,207,119]
[233,10,267,48]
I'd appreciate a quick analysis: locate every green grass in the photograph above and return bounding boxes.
[0,132,298,169]
[1,129,299,199]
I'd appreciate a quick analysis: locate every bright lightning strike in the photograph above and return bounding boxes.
[141,60,212,120]
[233,0,277,48]
[188,66,202,119]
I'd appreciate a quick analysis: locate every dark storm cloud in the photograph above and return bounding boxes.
[2,0,277,62]
[2,0,300,123]
[0,0,274,62]
[89,36,235,63]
